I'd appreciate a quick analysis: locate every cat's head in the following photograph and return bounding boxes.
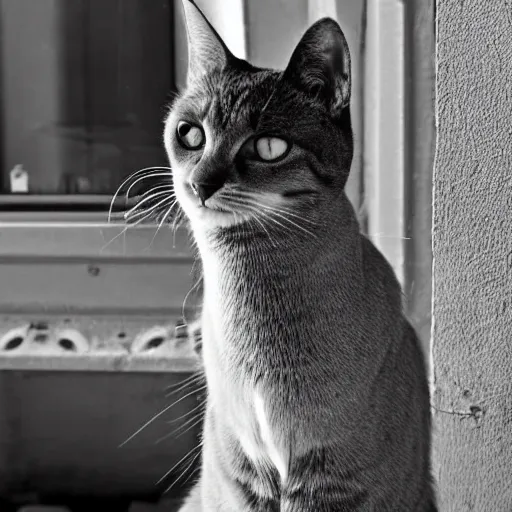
[165,0,353,243]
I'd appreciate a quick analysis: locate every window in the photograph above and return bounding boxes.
[0,0,434,346]
[0,0,196,325]
[0,0,173,209]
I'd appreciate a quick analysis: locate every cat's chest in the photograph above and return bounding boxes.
[238,391,289,484]
[202,328,287,481]
[200,259,291,483]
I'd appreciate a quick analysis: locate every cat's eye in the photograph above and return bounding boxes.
[255,136,290,162]
[176,120,205,149]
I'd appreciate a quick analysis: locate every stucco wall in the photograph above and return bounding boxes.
[432,1,512,510]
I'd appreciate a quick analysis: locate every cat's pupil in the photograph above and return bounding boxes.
[177,121,204,149]
[178,123,191,137]
[255,136,289,161]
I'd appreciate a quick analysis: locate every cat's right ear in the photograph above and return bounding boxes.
[283,18,351,117]
[181,0,233,84]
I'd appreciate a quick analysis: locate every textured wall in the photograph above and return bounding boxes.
[432,1,512,510]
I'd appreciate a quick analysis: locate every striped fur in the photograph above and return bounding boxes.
[167,1,437,510]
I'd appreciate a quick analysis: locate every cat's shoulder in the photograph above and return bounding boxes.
[359,233,401,292]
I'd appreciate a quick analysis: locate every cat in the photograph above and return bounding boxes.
[163,1,437,510]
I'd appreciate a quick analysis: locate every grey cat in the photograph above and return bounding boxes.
[164,1,437,510]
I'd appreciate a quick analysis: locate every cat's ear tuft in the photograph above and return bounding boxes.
[283,18,351,117]
[181,0,232,83]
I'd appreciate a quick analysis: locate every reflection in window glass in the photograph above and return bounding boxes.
[0,0,174,204]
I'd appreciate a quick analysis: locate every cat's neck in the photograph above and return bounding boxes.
[195,194,402,416]
[196,194,363,292]
[195,195,379,366]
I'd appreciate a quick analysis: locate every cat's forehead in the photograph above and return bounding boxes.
[187,68,281,131]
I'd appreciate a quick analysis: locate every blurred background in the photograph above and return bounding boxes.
[0,0,434,510]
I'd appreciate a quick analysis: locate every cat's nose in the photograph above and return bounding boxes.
[190,181,223,205]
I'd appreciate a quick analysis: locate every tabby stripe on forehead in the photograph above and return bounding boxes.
[220,88,253,130]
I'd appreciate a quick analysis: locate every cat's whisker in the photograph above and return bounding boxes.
[167,399,206,425]
[155,410,204,445]
[125,196,174,223]
[230,190,319,226]
[101,207,159,253]
[124,171,173,203]
[257,210,297,236]
[162,409,204,441]
[181,276,204,327]
[164,378,205,400]
[224,198,297,237]
[108,167,173,223]
[108,172,159,223]
[165,371,204,399]
[164,371,204,392]
[175,415,204,439]
[118,384,206,448]
[156,442,202,486]
[251,214,278,249]
[171,210,185,248]
[163,450,202,494]
[219,195,279,248]
[183,466,201,487]
[146,199,179,249]
[262,208,317,238]
[125,190,174,219]
[131,184,174,205]
[222,191,319,237]
[218,194,299,237]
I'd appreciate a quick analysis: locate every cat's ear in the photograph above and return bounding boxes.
[283,18,351,116]
[181,0,233,83]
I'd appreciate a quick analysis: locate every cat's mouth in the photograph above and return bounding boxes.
[188,196,250,229]
[198,202,231,213]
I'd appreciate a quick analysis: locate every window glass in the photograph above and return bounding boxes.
[0,0,173,208]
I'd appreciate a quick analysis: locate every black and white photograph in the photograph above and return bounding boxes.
[0,0,508,510]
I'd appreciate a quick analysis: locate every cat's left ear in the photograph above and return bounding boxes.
[283,18,351,117]
[181,0,233,83]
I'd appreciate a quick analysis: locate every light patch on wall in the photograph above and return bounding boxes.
[174,0,246,90]
[200,0,246,60]
[308,0,337,22]
[364,0,405,285]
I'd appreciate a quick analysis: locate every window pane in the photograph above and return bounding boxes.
[0,0,173,206]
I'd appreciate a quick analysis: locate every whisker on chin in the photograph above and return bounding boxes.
[258,206,317,238]
[219,195,279,248]
[250,213,278,249]
[230,189,320,226]
[220,194,317,239]
[257,210,299,236]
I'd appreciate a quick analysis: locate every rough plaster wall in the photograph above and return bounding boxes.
[432,1,512,510]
